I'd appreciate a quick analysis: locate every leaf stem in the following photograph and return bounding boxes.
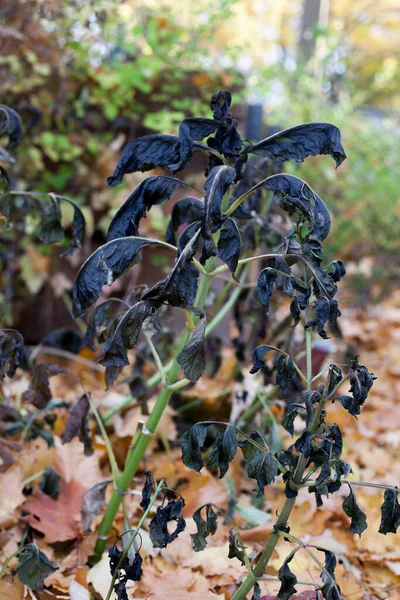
[144,333,167,386]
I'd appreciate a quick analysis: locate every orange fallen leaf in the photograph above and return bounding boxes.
[23,479,85,543]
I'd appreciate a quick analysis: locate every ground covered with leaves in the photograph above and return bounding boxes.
[0,288,399,600]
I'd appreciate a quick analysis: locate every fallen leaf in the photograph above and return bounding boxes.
[54,436,102,489]
[23,479,85,542]
[0,467,25,528]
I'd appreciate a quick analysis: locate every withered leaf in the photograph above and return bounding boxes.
[191,503,219,552]
[342,486,368,537]
[81,478,113,532]
[240,430,279,497]
[0,329,24,379]
[149,498,186,548]
[379,488,400,535]
[12,544,58,592]
[176,308,206,383]
[61,393,93,456]
[23,363,67,409]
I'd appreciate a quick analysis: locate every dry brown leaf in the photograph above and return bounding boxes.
[0,467,25,528]
[23,479,85,543]
[0,579,24,600]
[54,437,102,489]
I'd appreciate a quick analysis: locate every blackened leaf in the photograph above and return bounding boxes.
[329,261,346,283]
[107,134,180,187]
[38,195,64,244]
[240,430,279,497]
[100,301,155,368]
[71,237,158,318]
[142,228,200,308]
[61,393,93,456]
[125,552,143,582]
[200,165,236,265]
[108,545,143,592]
[276,354,297,397]
[208,425,238,478]
[12,544,58,591]
[217,217,241,275]
[306,298,341,339]
[23,363,67,409]
[335,395,361,417]
[149,498,186,548]
[342,486,368,537]
[327,365,342,396]
[191,503,219,552]
[228,530,246,566]
[105,365,123,390]
[317,547,345,600]
[140,471,154,511]
[56,195,86,256]
[349,358,376,405]
[180,422,209,472]
[249,122,346,168]
[168,118,220,172]
[165,196,204,244]
[379,488,400,535]
[107,175,192,240]
[0,105,23,149]
[295,430,315,458]
[321,424,343,458]
[39,467,61,500]
[249,344,283,374]
[176,309,206,383]
[257,268,277,315]
[83,299,122,350]
[278,553,298,600]
[0,329,24,379]
[281,403,305,436]
[81,478,112,532]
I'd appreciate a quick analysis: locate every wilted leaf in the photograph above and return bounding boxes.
[228,530,247,566]
[39,466,61,500]
[176,309,206,383]
[306,298,341,339]
[149,498,186,548]
[249,344,282,374]
[0,329,24,379]
[208,425,238,478]
[71,237,158,318]
[217,217,241,275]
[61,393,93,456]
[168,117,220,172]
[107,134,180,186]
[276,354,297,397]
[0,105,23,149]
[190,503,219,552]
[281,403,306,436]
[56,195,86,256]
[83,299,123,350]
[107,175,192,239]
[240,430,279,497]
[81,478,112,532]
[248,122,346,168]
[342,486,368,537]
[378,488,400,535]
[23,363,67,409]
[140,471,154,511]
[180,422,209,472]
[12,544,58,591]
[165,196,204,245]
[277,553,298,600]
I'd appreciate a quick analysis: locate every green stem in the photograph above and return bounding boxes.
[94,256,217,560]
[231,262,315,600]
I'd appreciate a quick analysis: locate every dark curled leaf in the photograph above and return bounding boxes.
[180,422,209,472]
[217,217,241,275]
[317,547,345,600]
[327,364,342,396]
[278,551,298,600]
[335,395,361,418]
[165,196,204,245]
[306,298,341,339]
[107,175,192,240]
[191,503,218,551]
[248,122,346,168]
[100,301,155,368]
[294,430,314,458]
[140,471,154,511]
[315,459,350,496]
[23,363,67,409]
[71,237,158,318]
[168,118,220,172]
[342,486,368,537]
[349,357,376,404]
[56,196,86,256]
[108,544,143,594]
[81,478,112,533]
[38,195,64,244]
[321,424,343,457]
[228,530,246,566]
[276,354,297,397]
[329,260,346,282]
[249,344,282,374]
[105,365,123,390]
[142,228,200,308]
[209,425,238,478]
[12,543,58,591]
[303,385,324,426]
[61,393,93,456]
[176,309,206,383]
[200,165,237,264]
[39,467,61,500]
[257,268,277,315]
[281,403,305,436]
[240,430,279,497]
[0,105,23,149]
[107,134,180,186]
[209,90,243,159]
[83,300,122,350]
[378,488,400,535]
[149,498,186,548]
[0,329,24,379]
